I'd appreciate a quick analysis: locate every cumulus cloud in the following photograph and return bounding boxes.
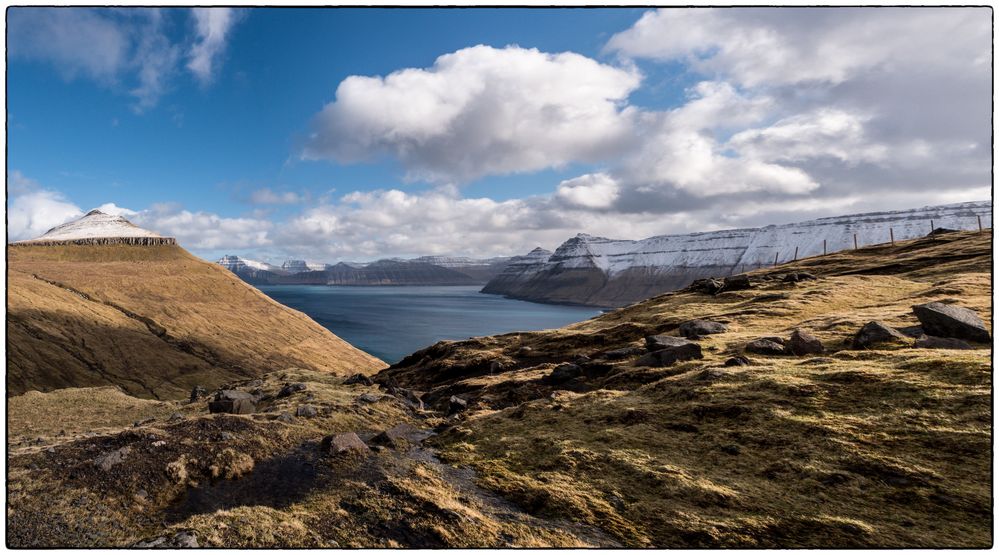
[8,7,243,111]
[302,45,642,183]
[188,8,241,85]
[7,172,84,241]
[556,173,620,209]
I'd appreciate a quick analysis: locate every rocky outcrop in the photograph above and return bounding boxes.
[911,302,991,343]
[852,321,910,349]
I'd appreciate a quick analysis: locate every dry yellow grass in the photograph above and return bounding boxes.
[7,244,383,398]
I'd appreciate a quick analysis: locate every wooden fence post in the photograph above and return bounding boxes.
[823,239,827,256]
[793,246,798,261]
[978,215,983,232]
[890,228,894,245]
[930,219,934,233]
[854,233,858,250]
[774,252,779,267]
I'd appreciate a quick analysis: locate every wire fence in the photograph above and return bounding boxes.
[731,214,991,275]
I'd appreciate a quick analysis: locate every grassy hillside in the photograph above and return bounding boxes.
[7,244,383,399]
[6,231,991,547]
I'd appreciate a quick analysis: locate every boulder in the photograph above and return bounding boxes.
[927,227,958,236]
[635,338,702,367]
[678,319,728,339]
[914,336,974,350]
[852,321,910,349]
[448,395,468,415]
[689,278,724,295]
[295,405,318,418]
[208,390,256,414]
[343,373,374,386]
[388,387,425,411]
[912,302,991,343]
[94,446,131,472]
[721,275,752,292]
[322,432,369,457]
[356,393,385,404]
[542,363,582,385]
[133,531,199,549]
[788,329,825,356]
[745,338,787,356]
[783,272,817,283]
[276,412,295,423]
[370,423,421,450]
[277,382,307,397]
[724,356,751,367]
[189,385,207,403]
[602,346,644,360]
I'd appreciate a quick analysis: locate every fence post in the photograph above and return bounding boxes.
[978,215,983,232]
[823,239,827,256]
[930,219,934,233]
[793,246,798,261]
[890,227,895,245]
[774,252,779,267]
[854,233,858,250]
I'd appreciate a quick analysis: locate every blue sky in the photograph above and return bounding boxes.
[7,7,991,263]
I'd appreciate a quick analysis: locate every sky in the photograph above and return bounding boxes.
[6,7,993,264]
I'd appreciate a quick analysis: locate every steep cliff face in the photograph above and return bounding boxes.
[483,201,993,307]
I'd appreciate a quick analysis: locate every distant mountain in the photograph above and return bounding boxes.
[218,254,514,286]
[482,201,993,307]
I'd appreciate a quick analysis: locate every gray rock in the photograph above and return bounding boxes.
[914,335,974,350]
[208,390,256,414]
[912,302,991,343]
[356,393,385,404]
[689,278,724,295]
[370,423,421,449]
[852,321,910,349]
[276,412,295,423]
[343,373,374,386]
[678,319,728,339]
[788,329,825,356]
[724,356,751,367]
[168,412,185,422]
[745,338,787,356]
[94,446,131,472]
[277,382,307,397]
[542,363,582,385]
[635,337,702,367]
[322,432,369,457]
[783,272,817,283]
[133,531,199,548]
[388,387,425,411]
[448,395,468,415]
[602,346,644,360]
[295,405,318,418]
[722,274,752,292]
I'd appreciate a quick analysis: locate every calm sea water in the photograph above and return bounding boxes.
[257,285,601,364]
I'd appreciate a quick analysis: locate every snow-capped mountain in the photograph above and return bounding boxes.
[13,209,175,246]
[281,259,330,273]
[483,201,993,307]
[216,255,284,274]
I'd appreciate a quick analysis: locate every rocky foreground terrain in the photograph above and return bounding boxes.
[7,229,992,547]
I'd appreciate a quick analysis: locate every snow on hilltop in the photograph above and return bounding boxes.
[216,255,284,274]
[13,209,175,246]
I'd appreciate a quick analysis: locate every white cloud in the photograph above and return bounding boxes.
[556,173,620,209]
[130,204,272,250]
[8,7,242,111]
[7,174,84,241]
[302,45,642,183]
[249,188,304,205]
[188,8,241,85]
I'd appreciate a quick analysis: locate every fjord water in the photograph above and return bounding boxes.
[258,285,601,363]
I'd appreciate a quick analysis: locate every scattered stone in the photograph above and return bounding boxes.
[542,363,582,385]
[721,274,752,292]
[134,489,148,502]
[914,335,974,350]
[788,329,825,356]
[745,338,788,356]
[133,531,199,548]
[94,446,131,472]
[489,361,504,374]
[295,405,318,418]
[208,390,256,415]
[448,395,468,415]
[635,337,702,367]
[696,369,728,381]
[689,278,724,295]
[724,356,751,367]
[603,346,644,360]
[927,227,958,236]
[388,387,425,411]
[852,321,910,349]
[516,346,534,357]
[189,385,207,403]
[573,355,592,364]
[912,302,991,343]
[132,417,155,427]
[370,423,421,450]
[277,382,307,397]
[678,319,728,339]
[168,412,184,422]
[219,432,234,441]
[343,373,374,386]
[152,440,167,447]
[321,432,369,457]
[783,272,817,283]
[276,412,295,423]
[356,393,384,404]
